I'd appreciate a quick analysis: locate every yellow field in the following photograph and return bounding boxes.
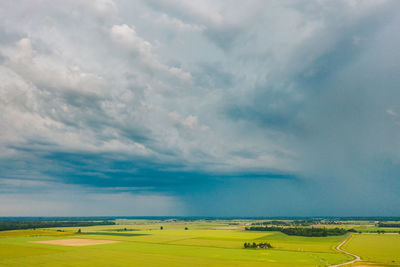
[0,221,398,266]
[343,233,400,266]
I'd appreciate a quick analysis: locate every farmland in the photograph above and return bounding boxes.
[0,219,398,266]
[342,233,400,265]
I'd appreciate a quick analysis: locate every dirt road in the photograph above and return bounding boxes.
[329,233,361,267]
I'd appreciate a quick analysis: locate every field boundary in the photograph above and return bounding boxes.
[329,233,360,267]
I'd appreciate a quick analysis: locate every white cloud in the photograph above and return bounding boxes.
[1,0,397,177]
[111,24,152,54]
[1,0,400,216]
[87,0,118,19]
[183,115,198,128]
[110,24,192,82]
[149,0,223,26]
[387,108,397,116]
[155,13,205,32]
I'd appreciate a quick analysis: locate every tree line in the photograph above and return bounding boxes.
[251,221,291,226]
[251,219,344,227]
[377,222,400,228]
[246,226,348,237]
[0,220,115,231]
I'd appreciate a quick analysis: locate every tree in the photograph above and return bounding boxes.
[185,227,188,230]
[77,228,81,233]
[244,242,272,249]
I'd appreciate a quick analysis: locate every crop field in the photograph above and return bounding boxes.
[0,220,398,266]
[342,233,400,266]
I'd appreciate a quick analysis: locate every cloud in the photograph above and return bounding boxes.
[1,0,400,215]
[87,0,118,19]
[111,24,153,54]
[155,14,204,32]
[110,23,192,82]
[0,180,183,216]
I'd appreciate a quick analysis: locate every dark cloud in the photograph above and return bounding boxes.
[1,0,400,215]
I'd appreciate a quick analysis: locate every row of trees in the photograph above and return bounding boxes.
[252,221,291,226]
[377,222,400,228]
[248,226,282,232]
[246,226,347,237]
[243,242,272,249]
[0,220,115,231]
[282,227,347,237]
[251,219,344,227]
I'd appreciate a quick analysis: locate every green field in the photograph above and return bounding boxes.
[343,233,400,266]
[0,220,398,266]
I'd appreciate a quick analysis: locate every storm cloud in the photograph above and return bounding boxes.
[0,0,399,216]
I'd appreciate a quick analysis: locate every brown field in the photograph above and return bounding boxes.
[31,238,120,247]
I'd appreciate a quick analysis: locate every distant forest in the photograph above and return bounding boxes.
[377,222,400,228]
[246,226,348,237]
[251,220,317,226]
[0,220,115,231]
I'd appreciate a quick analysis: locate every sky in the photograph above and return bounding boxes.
[0,0,400,216]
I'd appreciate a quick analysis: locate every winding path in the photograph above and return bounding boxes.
[329,233,361,267]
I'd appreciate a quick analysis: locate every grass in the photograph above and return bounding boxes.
[0,236,350,266]
[343,233,400,265]
[357,226,400,233]
[0,222,351,266]
[255,232,347,253]
[0,243,61,259]
[1,220,398,266]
